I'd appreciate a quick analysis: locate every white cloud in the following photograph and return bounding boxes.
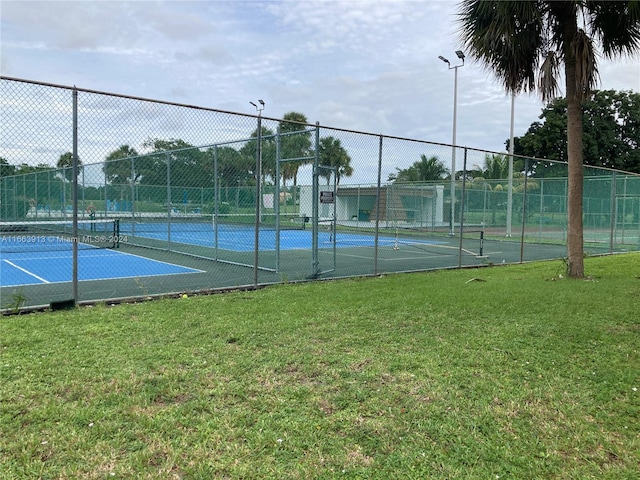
[1,0,638,172]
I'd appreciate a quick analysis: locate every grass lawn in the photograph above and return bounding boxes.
[1,254,639,479]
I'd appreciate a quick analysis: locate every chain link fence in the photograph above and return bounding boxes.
[1,77,639,312]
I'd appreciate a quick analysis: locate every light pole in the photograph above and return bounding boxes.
[250,99,265,286]
[439,50,465,236]
[507,93,515,237]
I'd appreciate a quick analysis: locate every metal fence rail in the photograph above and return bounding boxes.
[1,76,639,312]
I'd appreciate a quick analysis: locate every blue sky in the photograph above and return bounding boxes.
[2,0,639,160]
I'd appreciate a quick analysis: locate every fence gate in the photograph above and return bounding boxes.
[310,163,337,278]
[615,194,640,246]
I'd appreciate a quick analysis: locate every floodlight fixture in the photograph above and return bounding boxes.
[250,99,265,114]
[438,55,450,65]
[455,50,465,61]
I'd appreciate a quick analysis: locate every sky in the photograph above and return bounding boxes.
[1,0,639,170]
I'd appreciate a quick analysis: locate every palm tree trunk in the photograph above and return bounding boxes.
[563,12,585,278]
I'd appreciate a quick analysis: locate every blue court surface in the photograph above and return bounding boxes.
[120,222,445,252]
[0,248,202,288]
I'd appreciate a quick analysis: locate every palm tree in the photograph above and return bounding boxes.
[105,145,139,182]
[481,153,511,180]
[56,152,83,213]
[240,126,277,185]
[457,1,640,278]
[279,112,312,209]
[104,145,139,202]
[56,151,82,182]
[318,136,353,185]
[389,154,448,183]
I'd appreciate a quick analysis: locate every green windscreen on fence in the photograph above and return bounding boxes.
[1,77,638,312]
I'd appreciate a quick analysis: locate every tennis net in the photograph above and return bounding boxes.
[0,219,119,253]
[116,212,309,236]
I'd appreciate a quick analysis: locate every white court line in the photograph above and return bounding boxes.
[2,259,50,283]
[0,248,204,288]
[0,270,201,288]
[105,248,205,272]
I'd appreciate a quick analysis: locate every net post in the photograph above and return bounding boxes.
[114,218,120,248]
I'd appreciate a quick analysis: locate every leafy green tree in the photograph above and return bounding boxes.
[141,138,212,188]
[458,0,640,278]
[0,157,16,177]
[513,90,640,174]
[388,155,448,183]
[209,145,255,206]
[318,136,353,185]
[15,163,51,175]
[211,145,253,188]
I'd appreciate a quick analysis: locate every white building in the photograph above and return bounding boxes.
[299,183,445,228]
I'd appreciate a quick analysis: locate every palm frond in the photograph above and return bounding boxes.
[586,0,640,58]
[538,51,560,102]
[572,29,599,97]
[456,0,544,94]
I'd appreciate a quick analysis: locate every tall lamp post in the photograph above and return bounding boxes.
[439,50,465,236]
[250,99,265,286]
[506,93,515,237]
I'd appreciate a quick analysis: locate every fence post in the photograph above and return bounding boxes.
[213,146,219,261]
[166,152,172,249]
[520,158,530,263]
[275,125,281,273]
[72,87,79,305]
[130,156,136,222]
[253,111,263,286]
[311,122,320,278]
[373,135,383,275]
[538,178,544,242]
[457,148,468,268]
[609,171,616,253]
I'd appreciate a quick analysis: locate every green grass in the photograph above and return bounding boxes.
[1,254,639,479]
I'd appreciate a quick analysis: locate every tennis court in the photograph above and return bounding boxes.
[0,217,573,312]
[0,246,202,289]
[114,216,538,284]
[0,217,477,299]
[117,219,448,252]
[0,216,574,293]
[0,220,203,289]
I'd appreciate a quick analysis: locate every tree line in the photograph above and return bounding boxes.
[102,112,354,193]
[389,88,639,185]
[2,91,637,187]
[0,112,355,193]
